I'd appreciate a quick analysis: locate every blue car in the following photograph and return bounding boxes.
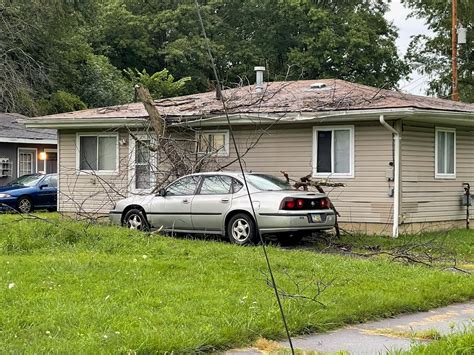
[0,174,58,213]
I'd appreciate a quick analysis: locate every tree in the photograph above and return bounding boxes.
[403,0,473,102]
[124,68,191,99]
[94,0,408,91]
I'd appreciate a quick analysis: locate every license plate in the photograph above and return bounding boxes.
[311,214,322,223]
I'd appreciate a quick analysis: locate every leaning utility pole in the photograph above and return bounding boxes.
[451,0,459,101]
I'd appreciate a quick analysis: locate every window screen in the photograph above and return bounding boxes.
[315,128,352,176]
[135,140,152,190]
[79,136,97,170]
[437,130,455,176]
[198,132,227,155]
[334,130,350,173]
[79,135,117,171]
[98,137,116,170]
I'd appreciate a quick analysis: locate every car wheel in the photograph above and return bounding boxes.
[123,209,149,231]
[227,213,258,245]
[16,197,33,214]
[277,231,306,246]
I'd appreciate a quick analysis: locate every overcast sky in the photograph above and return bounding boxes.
[385,0,433,96]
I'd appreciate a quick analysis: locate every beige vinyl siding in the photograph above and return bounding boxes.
[401,122,474,223]
[58,129,130,214]
[218,122,394,224]
[57,123,395,224]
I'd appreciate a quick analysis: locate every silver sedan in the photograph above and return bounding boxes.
[109,172,336,245]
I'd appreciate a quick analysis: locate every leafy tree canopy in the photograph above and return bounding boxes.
[1,0,409,115]
[403,0,473,102]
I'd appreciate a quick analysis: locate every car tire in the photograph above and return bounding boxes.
[277,231,306,246]
[123,208,149,231]
[16,196,33,214]
[227,213,258,245]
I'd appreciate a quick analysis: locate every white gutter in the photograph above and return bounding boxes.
[0,137,57,145]
[379,114,400,238]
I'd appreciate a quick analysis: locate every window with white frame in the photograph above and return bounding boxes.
[313,126,354,177]
[435,127,456,178]
[77,134,118,172]
[18,148,37,176]
[197,130,229,156]
[134,139,152,190]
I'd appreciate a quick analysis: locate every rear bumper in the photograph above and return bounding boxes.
[109,211,122,225]
[257,210,336,234]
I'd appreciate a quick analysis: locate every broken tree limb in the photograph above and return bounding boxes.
[281,171,343,237]
[135,84,166,138]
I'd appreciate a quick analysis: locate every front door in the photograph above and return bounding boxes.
[152,176,201,231]
[18,148,37,177]
[191,175,233,233]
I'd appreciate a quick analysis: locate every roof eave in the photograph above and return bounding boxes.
[25,118,148,129]
[24,107,474,129]
[0,137,57,145]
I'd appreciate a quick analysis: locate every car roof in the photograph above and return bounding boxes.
[185,171,270,178]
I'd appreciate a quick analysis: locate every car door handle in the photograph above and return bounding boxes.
[182,199,190,204]
[221,198,230,203]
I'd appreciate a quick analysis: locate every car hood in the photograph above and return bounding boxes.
[0,185,31,194]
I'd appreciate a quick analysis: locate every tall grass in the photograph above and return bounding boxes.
[0,214,473,352]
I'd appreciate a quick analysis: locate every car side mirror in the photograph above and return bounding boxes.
[39,184,48,189]
[157,188,167,197]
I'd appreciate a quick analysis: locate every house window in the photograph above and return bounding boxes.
[313,126,354,178]
[77,134,118,172]
[18,148,37,177]
[197,131,229,156]
[435,128,456,179]
[135,140,152,190]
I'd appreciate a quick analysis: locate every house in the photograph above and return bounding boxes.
[25,74,474,236]
[0,113,57,185]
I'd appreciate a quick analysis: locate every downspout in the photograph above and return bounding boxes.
[379,115,401,238]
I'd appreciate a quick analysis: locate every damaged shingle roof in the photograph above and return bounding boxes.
[0,113,57,141]
[31,79,474,122]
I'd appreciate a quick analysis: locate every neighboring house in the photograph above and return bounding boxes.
[26,76,474,236]
[0,113,57,185]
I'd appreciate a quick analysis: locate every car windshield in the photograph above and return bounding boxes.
[246,174,293,191]
[7,175,43,187]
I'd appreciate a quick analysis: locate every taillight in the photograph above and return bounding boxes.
[320,198,330,209]
[280,197,331,210]
[280,198,305,210]
[296,199,304,208]
[285,199,295,209]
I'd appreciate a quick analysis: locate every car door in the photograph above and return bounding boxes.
[35,175,57,207]
[191,175,233,233]
[154,175,201,231]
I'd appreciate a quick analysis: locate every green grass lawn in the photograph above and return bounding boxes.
[0,214,473,353]
[400,328,474,354]
[309,229,474,266]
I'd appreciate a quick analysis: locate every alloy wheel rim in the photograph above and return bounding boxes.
[19,199,31,213]
[232,219,250,241]
[128,215,143,230]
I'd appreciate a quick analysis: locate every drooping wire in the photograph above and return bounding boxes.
[193,1,294,352]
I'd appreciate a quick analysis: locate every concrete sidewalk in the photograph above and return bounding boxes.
[227,301,474,354]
